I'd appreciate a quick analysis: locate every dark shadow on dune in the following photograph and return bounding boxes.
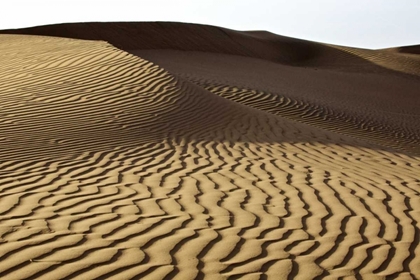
[1,22,331,64]
[0,21,418,73]
[383,44,420,55]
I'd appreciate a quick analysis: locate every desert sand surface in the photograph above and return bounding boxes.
[0,22,419,279]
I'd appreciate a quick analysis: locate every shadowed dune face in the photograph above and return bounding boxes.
[3,21,420,73]
[133,49,420,154]
[0,26,420,279]
[0,22,331,64]
[384,44,420,55]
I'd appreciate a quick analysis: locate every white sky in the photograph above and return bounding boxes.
[1,0,419,49]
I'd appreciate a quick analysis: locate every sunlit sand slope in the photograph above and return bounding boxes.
[0,32,419,279]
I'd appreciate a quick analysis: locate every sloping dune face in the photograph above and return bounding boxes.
[3,22,420,153]
[0,25,419,279]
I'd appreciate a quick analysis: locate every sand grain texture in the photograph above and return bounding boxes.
[0,23,419,279]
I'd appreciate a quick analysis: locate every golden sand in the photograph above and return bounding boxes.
[0,23,419,279]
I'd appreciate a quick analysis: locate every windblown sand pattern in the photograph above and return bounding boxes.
[184,80,420,154]
[132,49,420,155]
[0,24,420,279]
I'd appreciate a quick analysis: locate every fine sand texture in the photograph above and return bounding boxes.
[0,23,419,279]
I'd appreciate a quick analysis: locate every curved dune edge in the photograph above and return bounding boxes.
[2,22,420,76]
[0,34,419,279]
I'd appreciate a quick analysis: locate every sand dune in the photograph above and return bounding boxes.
[0,23,419,279]
[133,49,420,154]
[2,22,417,70]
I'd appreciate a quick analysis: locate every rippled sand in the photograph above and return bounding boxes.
[0,23,419,279]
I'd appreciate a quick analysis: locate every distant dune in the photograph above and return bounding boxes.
[0,22,419,279]
[384,44,420,55]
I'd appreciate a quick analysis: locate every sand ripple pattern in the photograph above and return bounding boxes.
[188,80,420,155]
[0,35,419,279]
